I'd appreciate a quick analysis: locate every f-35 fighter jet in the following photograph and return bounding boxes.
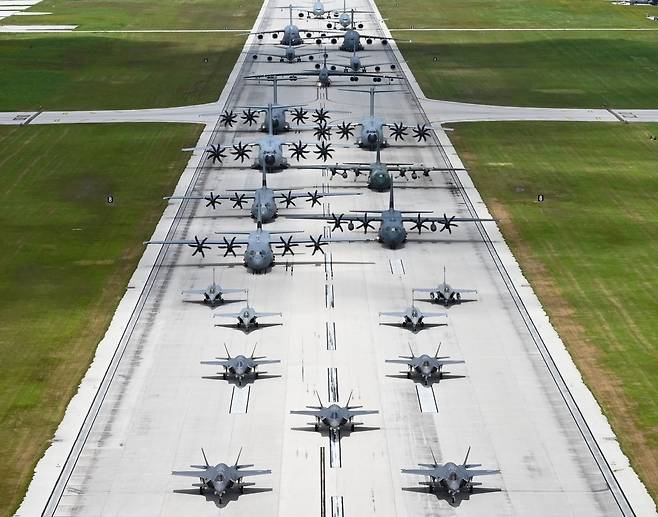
[290,391,378,432]
[402,447,499,504]
[172,448,271,502]
[386,344,464,385]
[181,268,247,306]
[213,305,282,332]
[379,304,447,332]
[414,267,477,306]
[201,344,280,385]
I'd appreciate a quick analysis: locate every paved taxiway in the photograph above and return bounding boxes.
[16,0,655,515]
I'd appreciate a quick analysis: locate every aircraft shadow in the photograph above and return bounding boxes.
[213,322,283,334]
[290,425,380,435]
[201,373,282,386]
[413,297,478,308]
[173,485,273,508]
[401,486,501,507]
[385,373,466,385]
[182,298,246,308]
[379,322,447,333]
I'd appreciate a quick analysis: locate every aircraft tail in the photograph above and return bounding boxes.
[267,103,274,136]
[273,76,278,104]
[201,448,210,468]
[234,447,243,467]
[315,390,325,408]
[346,389,353,407]
[407,342,415,358]
[250,343,258,358]
[224,343,231,359]
[369,86,375,117]
[443,265,446,285]
[462,446,471,467]
[430,447,438,467]
[389,173,395,210]
[261,162,268,188]
[434,342,441,358]
[256,207,263,230]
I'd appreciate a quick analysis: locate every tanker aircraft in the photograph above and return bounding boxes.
[328,50,397,74]
[180,268,247,306]
[251,40,324,65]
[201,344,280,385]
[386,344,464,385]
[290,391,378,433]
[172,448,270,502]
[402,448,499,504]
[414,267,478,306]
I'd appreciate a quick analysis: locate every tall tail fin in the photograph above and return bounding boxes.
[462,446,471,467]
[250,343,258,358]
[434,342,441,358]
[234,447,243,467]
[430,447,438,467]
[267,103,274,136]
[389,173,395,210]
[369,86,375,117]
[346,389,353,407]
[273,76,278,104]
[201,448,210,467]
[261,162,268,188]
[315,390,324,408]
[224,343,231,359]
[443,265,446,285]
[407,342,415,358]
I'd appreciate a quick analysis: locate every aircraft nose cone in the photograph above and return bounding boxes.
[265,154,276,165]
[367,133,377,143]
[273,119,279,128]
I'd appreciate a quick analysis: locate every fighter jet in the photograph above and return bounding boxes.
[379,304,447,332]
[290,391,378,432]
[414,267,477,306]
[201,344,280,385]
[166,163,359,223]
[402,447,499,504]
[326,143,463,191]
[287,178,494,248]
[386,344,464,385]
[251,40,324,65]
[144,213,329,273]
[214,305,282,332]
[181,268,247,306]
[172,448,270,501]
[328,50,397,74]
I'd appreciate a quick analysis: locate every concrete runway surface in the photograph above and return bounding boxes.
[16,0,656,515]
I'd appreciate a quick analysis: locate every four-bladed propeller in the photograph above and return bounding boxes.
[314,141,334,161]
[241,108,259,126]
[189,236,211,257]
[220,110,238,128]
[412,123,431,142]
[221,236,241,257]
[206,144,227,164]
[312,107,330,124]
[204,192,222,209]
[314,122,331,141]
[337,121,354,140]
[231,142,252,162]
[290,141,309,161]
[390,122,408,141]
[291,107,309,125]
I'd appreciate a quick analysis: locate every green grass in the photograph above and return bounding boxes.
[16,0,261,30]
[0,33,248,111]
[378,0,652,28]
[449,121,658,501]
[0,123,202,517]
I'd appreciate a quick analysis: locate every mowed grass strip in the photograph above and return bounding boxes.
[0,33,246,111]
[377,0,650,29]
[16,0,261,30]
[397,31,658,108]
[0,123,202,517]
[449,121,658,501]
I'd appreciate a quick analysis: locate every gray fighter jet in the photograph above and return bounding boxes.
[201,344,280,385]
[214,305,282,332]
[290,391,378,432]
[402,447,499,504]
[144,213,328,273]
[166,163,359,223]
[414,267,478,306]
[386,344,464,385]
[287,178,494,248]
[172,448,271,501]
[181,268,247,306]
[379,304,447,332]
[326,143,463,191]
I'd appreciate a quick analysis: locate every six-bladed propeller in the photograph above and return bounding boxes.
[306,190,323,207]
[440,213,458,233]
[220,110,238,128]
[204,192,222,209]
[189,236,211,257]
[305,235,328,255]
[330,212,345,231]
[280,191,296,208]
[276,235,299,256]
[356,213,376,233]
[230,192,248,208]
[231,142,252,162]
[206,144,227,164]
[221,236,242,257]
[241,108,259,126]
[410,213,429,234]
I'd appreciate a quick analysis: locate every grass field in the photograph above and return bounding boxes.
[0,123,203,516]
[449,121,658,501]
[378,0,651,29]
[0,33,248,111]
[15,0,261,30]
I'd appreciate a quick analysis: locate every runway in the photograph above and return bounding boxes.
[16,0,655,515]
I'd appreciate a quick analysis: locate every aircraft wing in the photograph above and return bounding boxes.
[290,409,323,417]
[438,359,465,365]
[379,311,406,318]
[347,409,379,416]
[220,288,249,294]
[454,288,478,294]
[401,468,436,477]
[181,288,209,295]
[273,190,360,201]
[400,214,494,223]
[254,312,283,318]
[200,360,231,366]
[252,359,281,365]
[145,238,248,246]
[412,287,435,293]
[385,359,413,365]
[172,468,212,478]
[421,312,448,318]
[232,469,272,478]
[213,312,242,319]
[285,213,382,223]
[467,468,500,477]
